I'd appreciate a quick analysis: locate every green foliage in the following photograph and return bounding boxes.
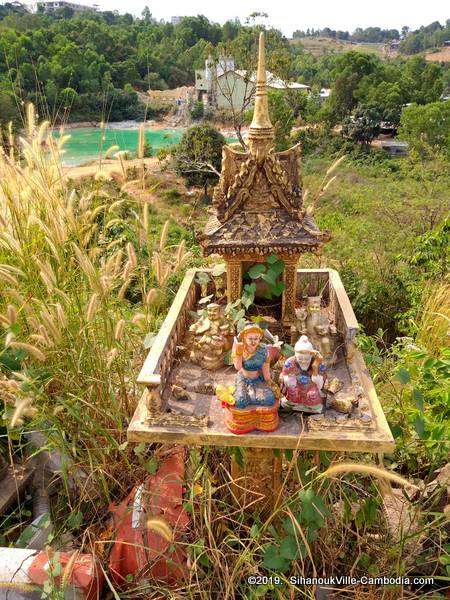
[399,21,450,54]
[263,489,330,572]
[399,101,450,158]
[268,89,307,151]
[245,254,285,300]
[190,101,205,121]
[358,335,450,473]
[174,124,225,192]
[342,105,382,145]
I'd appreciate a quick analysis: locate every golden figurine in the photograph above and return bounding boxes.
[305,296,338,364]
[189,303,234,370]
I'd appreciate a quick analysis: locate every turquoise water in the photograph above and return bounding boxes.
[54,126,237,167]
[54,127,186,167]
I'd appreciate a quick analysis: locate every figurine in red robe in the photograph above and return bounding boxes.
[280,335,326,413]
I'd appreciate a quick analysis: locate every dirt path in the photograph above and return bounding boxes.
[63,157,159,180]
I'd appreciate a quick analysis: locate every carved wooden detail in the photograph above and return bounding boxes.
[230,447,282,515]
[282,257,298,325]
[225,259,243,303]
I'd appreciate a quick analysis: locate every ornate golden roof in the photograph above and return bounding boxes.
[200,32,329,257]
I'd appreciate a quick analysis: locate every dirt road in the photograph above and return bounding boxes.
[63,157,159,180]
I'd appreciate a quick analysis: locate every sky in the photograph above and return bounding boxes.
[71,0,449,37]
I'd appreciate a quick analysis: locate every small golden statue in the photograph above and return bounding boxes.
[189,303,234,370]
[305,296,338,364]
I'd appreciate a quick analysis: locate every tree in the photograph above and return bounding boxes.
[174,124,225,196]
[342,105,382,146]
[141,6,152,23]
[398,101,450,158]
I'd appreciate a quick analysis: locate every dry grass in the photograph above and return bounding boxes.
[416,280,450,356]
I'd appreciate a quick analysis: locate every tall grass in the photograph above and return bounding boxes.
[0,110,190,507]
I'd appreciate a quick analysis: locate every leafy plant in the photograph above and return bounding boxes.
[245,255,285,300]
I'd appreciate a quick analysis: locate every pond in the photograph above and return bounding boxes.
[54,126,239,167]
[54,126,186,167]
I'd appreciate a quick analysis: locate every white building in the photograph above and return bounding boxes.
[196,57,310,109]
[37,1,97,13]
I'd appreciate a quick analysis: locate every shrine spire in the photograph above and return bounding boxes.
[248,31,274,142]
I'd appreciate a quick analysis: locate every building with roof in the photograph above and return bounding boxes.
[36,1,97,13]
[195,57,310,111]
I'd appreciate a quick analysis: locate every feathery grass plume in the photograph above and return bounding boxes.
[38,325,53,347]
[39,308,62,343]
[104,254,118,277]
[322,175,337,193]
[146,517,173,542]
[143,201,149,234]
[100,275,111,292]
[105,218,122,229]
[114,319,125,341]
[61,550,79,590]
[115,151,128,182]
[94,170,112,182]
[416,281,450,357]
[38,261,57,293]
[86,293,100,322]
[145,288,158,305]
[106,348,118,368]
[55,303,68,329]
[8,121,14,160]
[105,145,120,159]
[131,313,146,324]
[118,279,132,300]
[137,123,145,160]
[108,199,125,212]
[5,332,15,346]
[326,155,346,177]
[37,121,50,145]
[126,242,137,269]
[320,463,419,490]
[29,334,49,346]
[0,378,20,390]
[175,239,186,265]
[9,342,46,362]
[26,103,36,138]
[122,260,133,281]
[10,397,35,427]
[71,243,98,290]
[92,205,106,220]
[153,253,162,284]
[0,315,10,327]
[159,220,170,251]
[113,248,124,275]
[6,304,17,325]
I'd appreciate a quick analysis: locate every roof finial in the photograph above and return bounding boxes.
[248,31,274,142]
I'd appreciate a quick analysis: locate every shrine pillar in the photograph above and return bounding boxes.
[282,256,298,325]
[225,258,243,303]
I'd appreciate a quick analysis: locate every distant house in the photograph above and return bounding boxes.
[171,16,183,24]
[195,57,310,110]
[37,1,97,13]
[379,140,408,156]
[443,40,450,47]
[390,39,400,49]
[319,88,331,102]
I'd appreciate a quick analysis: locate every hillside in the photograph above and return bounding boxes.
[425,46,450,62]
[290,36,398,58]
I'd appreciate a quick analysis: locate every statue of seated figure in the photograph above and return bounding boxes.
[280,335,327,413]
[217,323,280,434]
[189,303,234,370]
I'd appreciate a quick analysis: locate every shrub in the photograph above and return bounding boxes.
[174,124,225,195]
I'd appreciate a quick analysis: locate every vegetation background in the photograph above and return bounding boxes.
[0,7,449,599]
